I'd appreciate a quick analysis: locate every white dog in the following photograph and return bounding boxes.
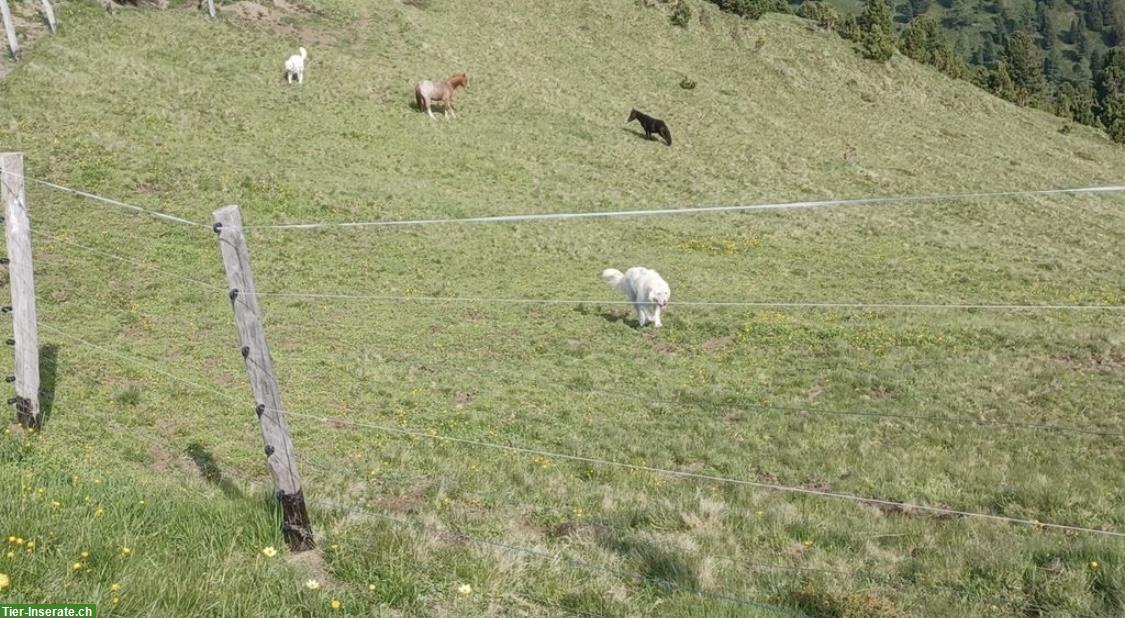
[285,46,308,84]
[601,267,671,328]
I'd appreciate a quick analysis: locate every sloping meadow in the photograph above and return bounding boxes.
[0,0,1123,615]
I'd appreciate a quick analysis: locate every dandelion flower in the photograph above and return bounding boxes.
[94,508,105,517]
[24,542,33,550]
[368,584,376,591]
[111,582,121,592]
[0,572,9,590]
[51,501,60,508]
[261,547,277,558]
[71,562,82,571]
[331,544,339,551]
[4,551,13,559]
[80,551,88,558]
[458,583,472,595]
[330,599,341,610]
[120,547,132,556]
[137,501,145,506]
[111,597,119,605]
[1090,561,1100,570]
[5,537,13,544]
[305,579,321,590]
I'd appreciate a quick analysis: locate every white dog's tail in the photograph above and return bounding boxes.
[601,268,625,292]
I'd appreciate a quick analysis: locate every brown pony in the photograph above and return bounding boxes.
[414,73,469,119]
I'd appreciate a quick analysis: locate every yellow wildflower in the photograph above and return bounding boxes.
[71,562,82,571]
[0,572,9,590]
[111,597,119,605]
[111,582,121,592]
[458,583,472,595]
[330,599,341,610]
[80,551,88,558]
[261,547,277,558]
[120,547,132,556]
[305,579,320,590]
[368,584,376,591]
[1090,561,1100,570]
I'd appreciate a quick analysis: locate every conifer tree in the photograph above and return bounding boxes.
[859,0,897,61]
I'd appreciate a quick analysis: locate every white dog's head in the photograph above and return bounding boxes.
[649,283,670,308]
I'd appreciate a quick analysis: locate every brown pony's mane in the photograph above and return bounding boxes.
[447,73,469,90]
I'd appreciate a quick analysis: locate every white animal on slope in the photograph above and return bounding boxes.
[601,266,671,328]
[285,46,308,84]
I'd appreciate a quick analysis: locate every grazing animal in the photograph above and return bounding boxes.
[285,46,308,85]
[414,73,470,119]
[601,267,671,328]
[627,109,672,146]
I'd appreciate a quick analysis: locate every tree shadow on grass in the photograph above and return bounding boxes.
[187,441,245,499]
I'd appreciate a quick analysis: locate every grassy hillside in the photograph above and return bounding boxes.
[1,0,1124,615]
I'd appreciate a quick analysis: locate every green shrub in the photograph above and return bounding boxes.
[670,0,692,27]
[899,17,968,78]
[796,1,839,30]
[706,0,788,20]
[858,0,895,62]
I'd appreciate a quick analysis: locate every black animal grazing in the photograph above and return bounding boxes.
[627,109,672,147]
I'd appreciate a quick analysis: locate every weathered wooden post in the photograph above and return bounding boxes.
[212,205,314,551]
[40,0,57,33]
[0,153,41,429]
[0,0,20,61]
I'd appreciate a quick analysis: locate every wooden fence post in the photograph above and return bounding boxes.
[0,153,41,429]
[40,0,57,33]
[212,205,314,551]
[0,0,20,61]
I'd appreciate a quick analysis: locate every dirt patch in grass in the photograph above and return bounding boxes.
[868,500,961,521]
[287,548,337,587]
[148,444,195,477]
[221,0,337,46]
[549,520,612,541]
[800,478,832,492]
[701,334,734,353]
[753,468,782,485]
[1052,352,1125,376]
[452,389,477,405]
[652,337,675,355]
[867,384,897,400]
[375,485,431,515]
